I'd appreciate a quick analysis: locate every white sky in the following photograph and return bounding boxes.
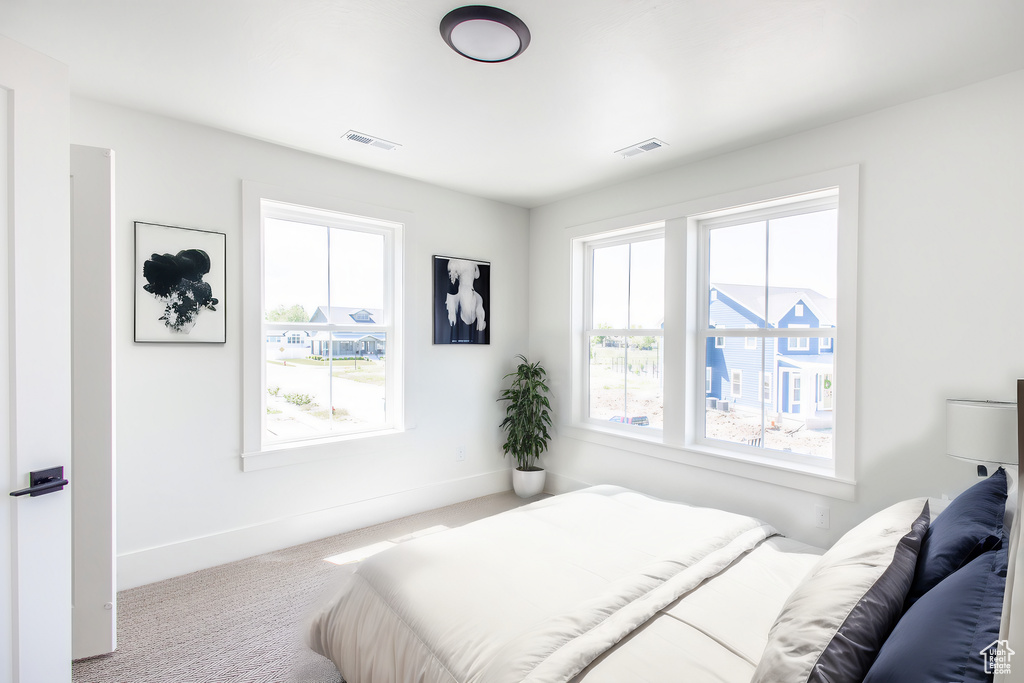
[592,238,665,330]
[592,209,837,330]
[264,218,384,318]
[709,209,837,298]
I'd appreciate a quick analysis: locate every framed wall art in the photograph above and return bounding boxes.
[134,221,226,343]
[433,255,490,345]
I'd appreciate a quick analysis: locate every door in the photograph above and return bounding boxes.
[71,145,116,658]
[818,372,834,411]
[1,35,73,683]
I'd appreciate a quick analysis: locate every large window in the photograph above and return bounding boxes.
[242,183,405,469]
[700,197,837,462]
[583,229,664,430]
[570,167,858,495]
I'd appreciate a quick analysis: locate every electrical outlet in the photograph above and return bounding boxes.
[814,505,830,529]
[455,446,466,462]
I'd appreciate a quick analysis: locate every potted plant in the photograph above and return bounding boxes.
[498,354,552,498]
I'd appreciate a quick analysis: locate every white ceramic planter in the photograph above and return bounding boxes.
[512,467,546,498]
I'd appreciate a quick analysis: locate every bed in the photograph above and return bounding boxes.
[308,381,1024,683]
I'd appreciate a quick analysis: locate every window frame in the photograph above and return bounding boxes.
[694,196,838,470]
[568,166,858,499]
[241,181,407,472]
[580,226,665,433]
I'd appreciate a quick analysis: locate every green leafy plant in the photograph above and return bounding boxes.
[283,391,314,406]
[497,354,552,472]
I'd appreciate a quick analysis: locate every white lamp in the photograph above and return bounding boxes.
[946,399,1018,476]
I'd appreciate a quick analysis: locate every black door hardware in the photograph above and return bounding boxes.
[9,466,68,497]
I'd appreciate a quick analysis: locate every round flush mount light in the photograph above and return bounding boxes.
[440,5,531,63]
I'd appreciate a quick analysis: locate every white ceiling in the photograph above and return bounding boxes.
[2,1,1023,208]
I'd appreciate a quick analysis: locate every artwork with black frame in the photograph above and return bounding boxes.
[134,221,226,343]
[433,255,490,344]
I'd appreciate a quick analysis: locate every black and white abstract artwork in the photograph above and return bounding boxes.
[433,255,490,345]
[135,222,226,343]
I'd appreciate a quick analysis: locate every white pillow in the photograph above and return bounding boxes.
[751,498,930,683]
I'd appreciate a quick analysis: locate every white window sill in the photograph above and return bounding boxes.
[561,424,856,501]
[241,427,404,472]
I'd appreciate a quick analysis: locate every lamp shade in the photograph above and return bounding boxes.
[946,399,1018,466]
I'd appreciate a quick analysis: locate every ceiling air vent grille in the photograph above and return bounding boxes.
[343,130,401,151]
[615,138,668,158]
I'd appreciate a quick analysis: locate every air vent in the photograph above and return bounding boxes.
[614,138,668,158]
[342,130,401,151]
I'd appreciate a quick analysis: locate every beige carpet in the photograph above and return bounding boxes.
[73,490,540,683]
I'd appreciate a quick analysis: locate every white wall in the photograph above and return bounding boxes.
[71,98,530,588]
[529,70,1024,548]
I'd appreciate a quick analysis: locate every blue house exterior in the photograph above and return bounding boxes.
[308,306,385,358]
[707,284,834,427]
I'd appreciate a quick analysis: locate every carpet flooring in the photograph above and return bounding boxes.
[73,490,540,683]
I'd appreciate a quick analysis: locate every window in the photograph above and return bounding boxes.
[242,183,405,470]
[789,324,810,350]
[745,324,757,350]
[583,228,664,429]
[700,198,836,461]
[570,166,857,496]
[731,370,742,398]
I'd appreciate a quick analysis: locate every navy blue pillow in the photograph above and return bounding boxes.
[905,467,1006,607]
[864,546,1007,683]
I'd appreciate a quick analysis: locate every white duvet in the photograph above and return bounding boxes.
[307,486,787,683]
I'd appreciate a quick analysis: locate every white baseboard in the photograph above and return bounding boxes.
[117,469,514,590]
[544,470,591,495]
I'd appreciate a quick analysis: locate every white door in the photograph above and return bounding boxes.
[1,35,73,683]
[71,145,116,659]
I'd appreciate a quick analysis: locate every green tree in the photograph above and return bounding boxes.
[266,304,308,322]
[592,322,612,347]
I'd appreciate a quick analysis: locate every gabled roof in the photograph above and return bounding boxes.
[310,307,384,324]
[712,284,835,327]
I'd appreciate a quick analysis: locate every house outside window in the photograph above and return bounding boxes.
[570,166,858,496]
[242,182,406,470]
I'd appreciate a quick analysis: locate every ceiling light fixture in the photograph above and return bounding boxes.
[440,5,531,63]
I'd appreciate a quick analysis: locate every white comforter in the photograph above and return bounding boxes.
[308,486,779,683]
